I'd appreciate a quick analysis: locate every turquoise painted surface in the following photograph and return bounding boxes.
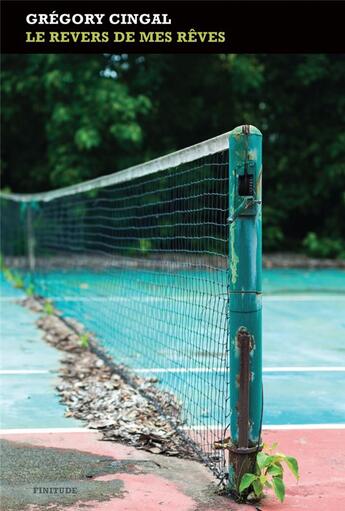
[0,275,82,429]
[263,268,345,293]
[1,269,345,428]
[1,301,60,371]
[31,268,345,367]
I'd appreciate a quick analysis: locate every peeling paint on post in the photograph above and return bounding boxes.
[228,125,263,493]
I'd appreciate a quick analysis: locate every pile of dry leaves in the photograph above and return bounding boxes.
[21,297,196,459]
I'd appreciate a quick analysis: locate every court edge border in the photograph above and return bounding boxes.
[1,424,345,435]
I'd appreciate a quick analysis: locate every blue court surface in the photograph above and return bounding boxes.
[1,268,344,430]
[0,277,82,429]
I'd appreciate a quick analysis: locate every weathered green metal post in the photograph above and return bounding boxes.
[228,125,263,494]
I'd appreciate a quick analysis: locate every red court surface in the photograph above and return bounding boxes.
[1,427,344,511]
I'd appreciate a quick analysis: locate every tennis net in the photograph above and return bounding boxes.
[0,128,261,484]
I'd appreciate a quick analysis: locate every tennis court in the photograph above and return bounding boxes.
[1,268,344,511]
[1,126,345,508]
[1,269,344,429]
[2,267,345,429]
[23,267,345,429]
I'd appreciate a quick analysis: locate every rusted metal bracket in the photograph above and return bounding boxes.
[214,437,262,454]
[214,327,259,456]
[237,327,252,449]
[228,198,261,224]
[228,444,260,454]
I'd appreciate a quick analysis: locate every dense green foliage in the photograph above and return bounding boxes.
[2,54,345,256]
[1,55,150,190]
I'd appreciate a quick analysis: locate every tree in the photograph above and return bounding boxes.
[2,53,345,255]
[1,54,151,191]
[111,54,345,254]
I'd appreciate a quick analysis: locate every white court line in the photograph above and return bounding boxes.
[0,296,25,301]
[1,296,187,303]
[184,423,345,431]
[263,424,345,430]
[0,370,53,375]
[1,294,344,303]
[1,367,344,376]
[264,294,345,301]
[135,366,345,374]
[0,427,89,434]
[264,367,345,372]
[1,424,345,435]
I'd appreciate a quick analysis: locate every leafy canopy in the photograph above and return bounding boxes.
[2,54,345,255]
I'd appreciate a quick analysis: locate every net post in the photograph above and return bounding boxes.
[228,125,263,494]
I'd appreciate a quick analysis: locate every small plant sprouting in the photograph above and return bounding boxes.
[79,333,90,349]
[26,283,35,296]
[13,273,24,289]
[3,267,24,289]
[139,238,152,255]
[239,443,299,503]
[3,267,13,282]
[43,300,54,315]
